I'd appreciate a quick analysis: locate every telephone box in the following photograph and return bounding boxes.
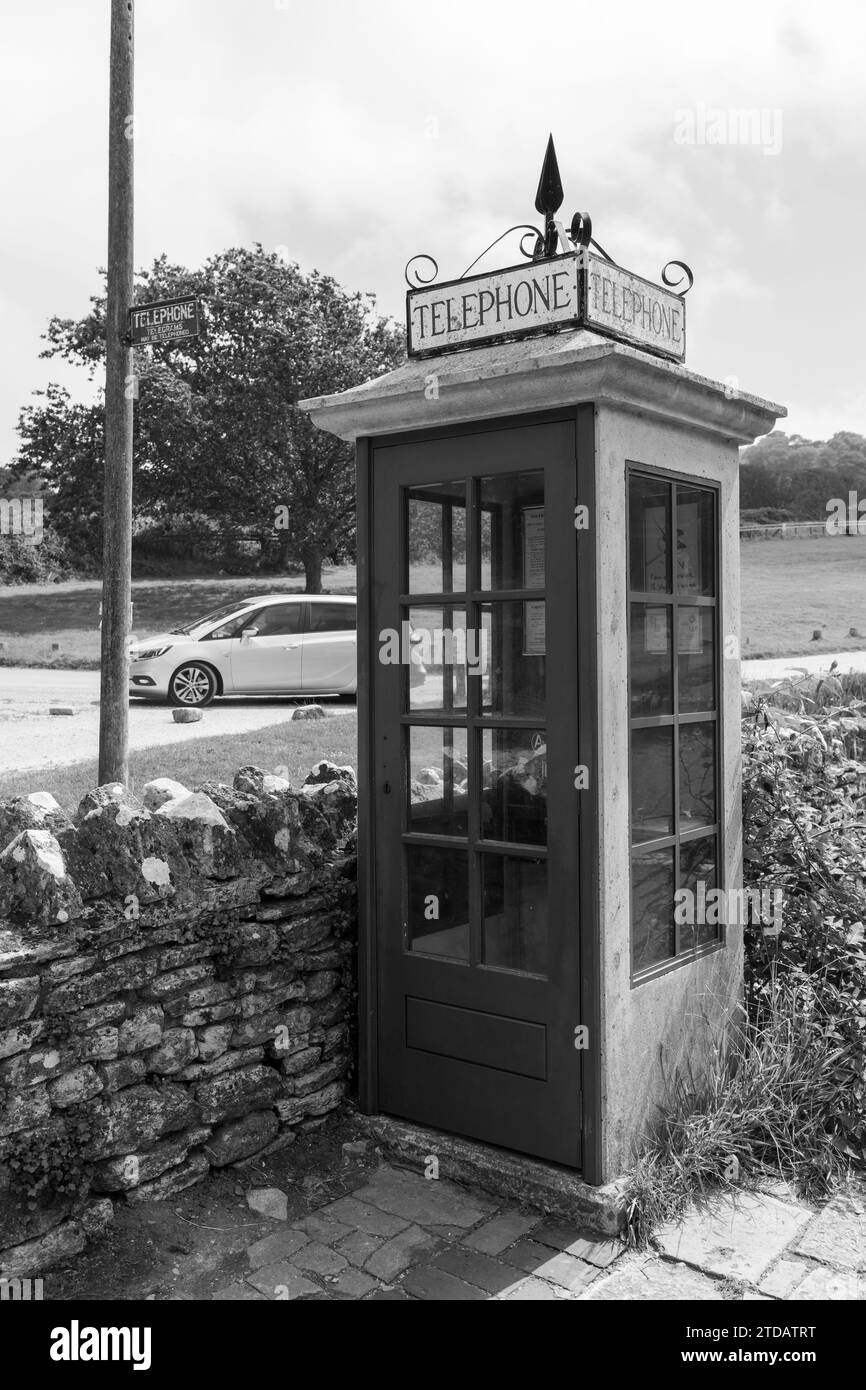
[300,146,785,1183]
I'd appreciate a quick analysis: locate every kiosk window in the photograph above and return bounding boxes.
[628,470,721,981]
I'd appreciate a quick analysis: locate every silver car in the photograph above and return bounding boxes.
[128,594,357,706]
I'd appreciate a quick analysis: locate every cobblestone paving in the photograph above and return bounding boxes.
[207,1160,866,1301]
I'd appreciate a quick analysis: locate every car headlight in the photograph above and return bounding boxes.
[131,646,171,662]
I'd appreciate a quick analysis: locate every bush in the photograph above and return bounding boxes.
[0,530,75,584]
[626,691,866,1244]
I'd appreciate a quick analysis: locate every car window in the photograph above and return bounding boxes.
[307,603,356,633]
[252,602,304,637]
[201,610,257,641]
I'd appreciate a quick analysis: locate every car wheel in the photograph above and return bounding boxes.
[169,663,217,707]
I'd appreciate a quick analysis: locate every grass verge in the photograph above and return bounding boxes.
[624,978,849,1247]
[0,711,359,813]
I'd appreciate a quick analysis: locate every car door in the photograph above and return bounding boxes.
[301,601,357,692]
[229,600,305,693]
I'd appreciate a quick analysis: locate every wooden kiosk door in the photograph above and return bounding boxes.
[371,418,583,1167]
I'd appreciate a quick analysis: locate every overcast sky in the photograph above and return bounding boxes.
[0,0,864,460]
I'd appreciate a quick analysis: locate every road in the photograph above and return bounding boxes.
[741,649,866,681]
[1,648,863,774]
[0,666,336,774]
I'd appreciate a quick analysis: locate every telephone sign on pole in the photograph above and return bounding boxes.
[129,296,201,346]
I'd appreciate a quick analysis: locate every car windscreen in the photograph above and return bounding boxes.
[172,602,257,638]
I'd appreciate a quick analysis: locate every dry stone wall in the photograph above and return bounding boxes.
[0,760,358,1279]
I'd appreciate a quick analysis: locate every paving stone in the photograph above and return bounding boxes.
[337,1230,386,1267]
[321,1195,409,1238]
[793,1192,866,1271]
[502,1238,570,1273]
[432,1246,523,1295]
[584,1256,724,1301]
[789,1267,866,1299]
[655,1192,811,1283]
[292,1241,348,1276]
[295,1212,354,1246]
[350,1166,494,1228]
[463,1211,540,1255]
[531,1252,599,1293]
[364,1224,439,1281]
[532,1222,623,1267]
[499,1276,563,1300]
[366,1287,413,1300]
[212,1283,266,1301]
[401,1265,487,1300]
[246,1228,310,1269]
[246,1187,288,1221]
[758,1258,811,1298]
[245,1263,319,1300]
[329,1267,379,1298]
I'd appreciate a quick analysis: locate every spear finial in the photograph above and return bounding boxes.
[534,134,564,218]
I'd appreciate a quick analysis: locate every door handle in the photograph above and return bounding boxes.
[283,643,300,650]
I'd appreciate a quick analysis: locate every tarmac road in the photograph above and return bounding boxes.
[0,666,342,774]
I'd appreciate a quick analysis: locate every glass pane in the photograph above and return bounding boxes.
[406,844,469,960]
[480,602,545,719]
[407,482,466,594]
[630,603,673,716]
[252,602,303,636]
[481,729,547,845]
[680,835,719,948]
[629,476,671,594]
[632,846,675,972]
[678,607,715,712]
[480,471,544,591]
[408,727,469,836]
[482,855,547,976]
[676,486,715,597]
[631,727,674,844]
[406,606,467,712]
[680,723,716,828]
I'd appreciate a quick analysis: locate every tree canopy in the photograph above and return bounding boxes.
[740,431,866,519]
[15,246,405,589]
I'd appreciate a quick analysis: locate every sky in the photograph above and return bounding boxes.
[0,0,864,460]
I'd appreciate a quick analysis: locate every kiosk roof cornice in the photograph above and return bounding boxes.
[299,328,785,445]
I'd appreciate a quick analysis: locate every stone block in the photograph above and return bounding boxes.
[0,1020,45,1059]
[196,1023,233,1061]
[0,1218,86,1279]
[118,1004,164,1054]
[0,977,39,1027]
[0,829,82,930]
[195,1063,280,1124]
[0,1084,51,1136]
[125,1150,209,1203]
[144,1028,197,1075]
[91,1126,211,1192]
[655,1192,812,1284]
[156,793,244,880]
[204,1111,279,1167]
[48,1064,103,1109]
[98,1055,147,1091]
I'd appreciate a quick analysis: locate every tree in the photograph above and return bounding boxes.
[740,430,866,518]
[17,247,405,590]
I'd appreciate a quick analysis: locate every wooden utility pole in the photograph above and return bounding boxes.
[99,0,134,785]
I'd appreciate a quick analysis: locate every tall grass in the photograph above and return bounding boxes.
[626,977,849,1247]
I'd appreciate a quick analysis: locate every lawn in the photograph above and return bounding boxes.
[1,537,865,665]
[0,566,357,668]
[0,711,359,815]
[740,533,866,657]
